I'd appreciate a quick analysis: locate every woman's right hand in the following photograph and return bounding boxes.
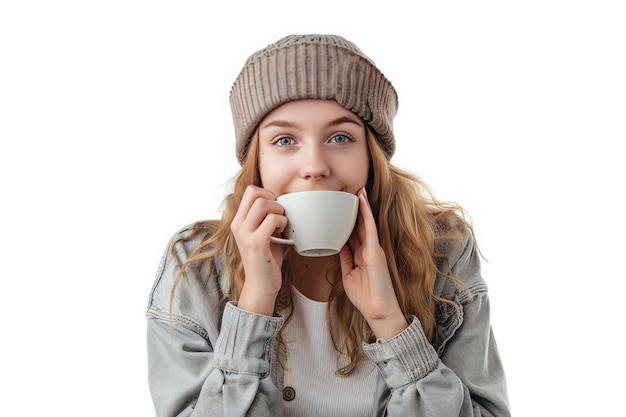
[230,185,288,316]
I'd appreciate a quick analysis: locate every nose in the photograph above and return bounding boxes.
[299,143,330,180]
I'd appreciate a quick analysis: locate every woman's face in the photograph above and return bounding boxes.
[257,99,370,197]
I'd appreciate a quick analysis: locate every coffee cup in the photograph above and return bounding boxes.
[270,190,359,257]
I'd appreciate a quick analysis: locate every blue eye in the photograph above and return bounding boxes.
[275,137,295,147]
[330,134,352,144]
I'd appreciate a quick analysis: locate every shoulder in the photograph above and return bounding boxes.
[167,221,220,256]
[433,218,487,301]
[431,222,491,354]
[147,221,227,331]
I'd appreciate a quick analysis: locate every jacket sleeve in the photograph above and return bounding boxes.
[363,317,466,416]
[362,233,510,417]
[146,227,284,417]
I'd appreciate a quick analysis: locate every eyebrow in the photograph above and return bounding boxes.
[325,116,363,128]
[261,115,364,130]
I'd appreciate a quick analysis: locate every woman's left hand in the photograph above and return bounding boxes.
[339,187,409,340]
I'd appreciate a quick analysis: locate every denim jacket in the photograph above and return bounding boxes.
[146,223,510,416]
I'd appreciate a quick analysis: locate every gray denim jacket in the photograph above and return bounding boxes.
[146,223,510,416]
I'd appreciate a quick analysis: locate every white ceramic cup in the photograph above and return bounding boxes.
[270,190,359,257]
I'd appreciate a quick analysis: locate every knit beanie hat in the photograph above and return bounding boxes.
[229,34,399,165]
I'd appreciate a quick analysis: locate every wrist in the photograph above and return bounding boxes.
[368,312,409,340]
[238,285,278,316]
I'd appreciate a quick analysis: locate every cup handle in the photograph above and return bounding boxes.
[270,236,294,245]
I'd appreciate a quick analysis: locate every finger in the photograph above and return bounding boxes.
[355,209,367,243]
[246,197,285,230]
[339,244,355,278]
[347,226,361,254]
[257,213,289,240]
[357,187,379,243]
[350,193,368,244]
[234,185,277,224]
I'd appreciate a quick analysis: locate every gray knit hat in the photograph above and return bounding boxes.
[229,34,398,165]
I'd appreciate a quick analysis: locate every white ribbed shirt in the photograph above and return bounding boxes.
[281,287,379,417]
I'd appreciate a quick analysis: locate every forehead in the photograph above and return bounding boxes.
[260,99,361,125]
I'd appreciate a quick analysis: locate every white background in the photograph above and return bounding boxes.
[1,1,624,415]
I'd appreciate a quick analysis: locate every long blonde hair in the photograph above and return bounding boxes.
[170,128,472,375]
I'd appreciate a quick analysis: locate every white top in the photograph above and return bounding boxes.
[281,286,379,417]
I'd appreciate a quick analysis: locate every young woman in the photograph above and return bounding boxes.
[147,34,510,416]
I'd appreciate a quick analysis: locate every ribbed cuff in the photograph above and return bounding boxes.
[214,302,283,377]
[362,316,439,389]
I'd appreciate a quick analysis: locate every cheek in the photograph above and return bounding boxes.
[259,154,291,191]
[337,152,370,189]
[356,160,371,185]
[357,147,372,183]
